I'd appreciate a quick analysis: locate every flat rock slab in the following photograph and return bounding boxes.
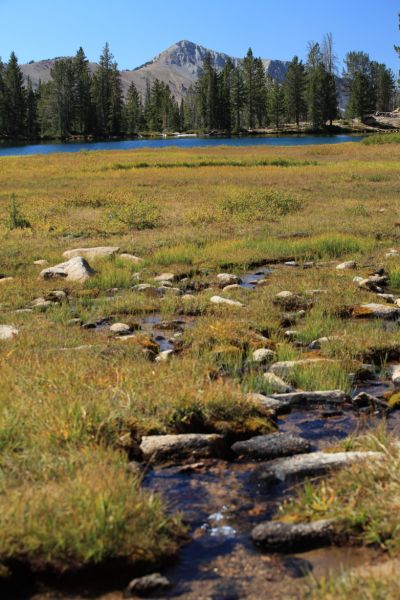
[268,390,348,407]
[62,246,119,260]
[352,303,400,320]
[118,253,144,264]
[231,433,310,460]
[140,433,229,464]
[253,451,382,484]
[40,257,94,283]
[251,519,335,552]
[0,325,19,340]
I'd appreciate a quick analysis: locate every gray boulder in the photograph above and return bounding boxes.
[125,573,171,597]
[140,433,229,463]
[231,433,310,460]
[268,390,348,407]
[253,451,382,484]
[40,256,94,283]
[251,519,335,552]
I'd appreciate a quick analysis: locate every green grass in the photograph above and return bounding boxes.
[363,133,400,145]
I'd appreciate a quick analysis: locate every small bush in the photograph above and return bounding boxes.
[7,195,30,230]
[221,189,302,222]
[363,133,400,145]
[114,199,161,230]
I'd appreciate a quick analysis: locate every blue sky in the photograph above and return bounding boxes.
[0,0,399,74]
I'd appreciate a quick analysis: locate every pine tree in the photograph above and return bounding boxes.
[25,77,39,138]
[322,71,338,125]
[230,65,245,132]
[48,58,75,137]
[124,82,141,135]
[305,43,325,128]
[3,52,26,137]
[91,42,122,135]
[268,80,285,129]
[253,58,267,127]
[195,53,218,130]
[73,47,91,134]
[0,59,5,135]
[243,48,256,128]
[284,56,306,127]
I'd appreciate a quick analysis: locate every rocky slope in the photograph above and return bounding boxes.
[20,39,289,101]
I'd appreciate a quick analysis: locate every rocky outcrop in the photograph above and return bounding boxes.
[352,303,400,319]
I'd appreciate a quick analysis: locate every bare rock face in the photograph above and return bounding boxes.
[62,246,119,260]
[352,303,400,320]
[140,433,229,464]
[251,519,335,552]
[0,325,19,340]
[40,257,94,283]
[231,433,310,460]
[253,451,382,484]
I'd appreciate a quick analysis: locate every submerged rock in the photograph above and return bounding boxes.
[125,573,171,597]
[40,256,94,283]
[251,519,335,552]
[253,451,382,484]
[140,433,229,463]
[231,433,310,460]
[351,392,389,412]
[62,246,119,260]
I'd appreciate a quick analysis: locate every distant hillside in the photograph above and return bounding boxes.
[20,40,290,102]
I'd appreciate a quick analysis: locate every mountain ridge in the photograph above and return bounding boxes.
[19,40,290,102]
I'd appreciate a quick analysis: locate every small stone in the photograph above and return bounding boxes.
[351,392,388,411]
[47,290,67,301]
[125,573,171,597]
[110,322,131,335]
[155,349,174,362]
[0,325,19,340]
[336,261,357,270]
[263,372,293,393]
[390,365,400,386]
[217,273,241,286]
[154,272,176,283]
[222,284,242,292]
[67,318,82,326]
[0,277,14,284]
[268,390,347,407]
[30,297,53,310]
[62,246,119,260]
[33,259,48,266]
[251,348,275,364]
[210,295,243,307]
[119,253,144,265]
[270,359,336,379]
[284,329,299,341]
[284,261,299,267]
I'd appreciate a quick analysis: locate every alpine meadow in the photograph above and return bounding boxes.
[1,3,400,599]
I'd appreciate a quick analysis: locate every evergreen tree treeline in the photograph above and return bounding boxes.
[0,38,397,140]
